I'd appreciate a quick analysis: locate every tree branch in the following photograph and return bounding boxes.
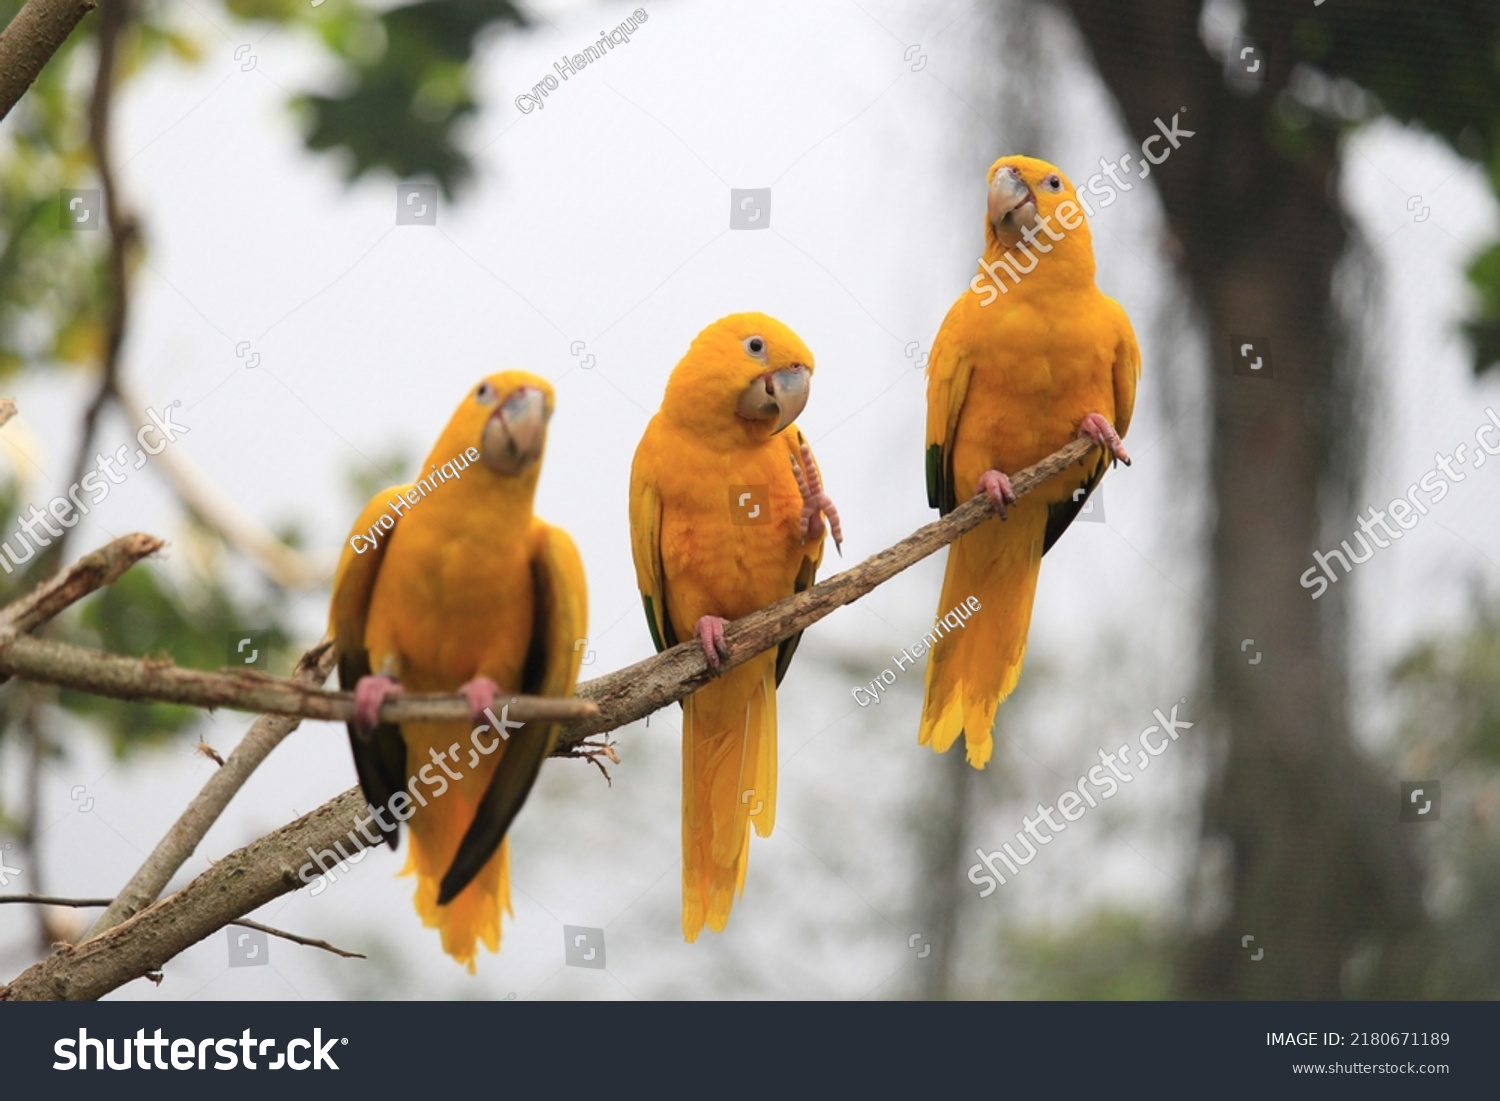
[0,633,597,726]
[1,788,372,1000]
[0,0,95,122]
[82,639,339,938]
[0,532,161,637]
[0,434,1110,1000]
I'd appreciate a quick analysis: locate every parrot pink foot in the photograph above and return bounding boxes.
[977,469,1018,519]
[695,615,730,671]
[791,442,843,554]
[1077,412,1131,466]
[352,674,403,734]
[459,676,505,725]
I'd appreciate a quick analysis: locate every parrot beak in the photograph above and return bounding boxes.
[481,386,549,475]
[988,164,1037,243]
[736,364,810,434]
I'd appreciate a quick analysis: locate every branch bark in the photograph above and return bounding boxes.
[0,0,95,122]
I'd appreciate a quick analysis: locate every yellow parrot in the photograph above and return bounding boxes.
[629,313,841,941]
[920,155,1140,768]
[329,371,587,970]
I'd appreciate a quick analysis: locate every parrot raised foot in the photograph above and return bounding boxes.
[791,441,843,552]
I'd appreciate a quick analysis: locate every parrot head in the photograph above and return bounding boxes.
[983,155,1094,268]
[429,370,555,478]
[664,312,816,441]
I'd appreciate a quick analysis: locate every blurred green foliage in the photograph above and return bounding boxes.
[1394,603,1500,769]
[1386,603,1500,1002]
[229,0,527,196]
[1392,603,1500,998]
[996,910,1176,1000]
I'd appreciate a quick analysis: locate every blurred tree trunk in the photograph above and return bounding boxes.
[914,747,975,999]
[1057,0,1428,996]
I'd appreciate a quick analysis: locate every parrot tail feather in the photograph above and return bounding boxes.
[918,514,1044,769]
[403,783,511,973]
[681,658,778,942]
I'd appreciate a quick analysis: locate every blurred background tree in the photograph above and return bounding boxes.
[1050,0,1499,1000]
[916,0,1500,1000]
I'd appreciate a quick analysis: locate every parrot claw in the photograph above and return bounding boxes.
[352,674,404,735]
[1077,412,1131,466]
[977,469,1017,519]
[791,442,843,554]
[459,676,505,726]
[695,615,731,671]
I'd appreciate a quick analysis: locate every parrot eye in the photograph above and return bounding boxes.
[475,381,499,406]
[1043,174,1063,192]
[744,336,767,358]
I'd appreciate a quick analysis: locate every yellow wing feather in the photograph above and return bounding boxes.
[924,314,975,515]
[627,459,675,653]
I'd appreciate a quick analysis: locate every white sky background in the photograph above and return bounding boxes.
[1,0,1497,999]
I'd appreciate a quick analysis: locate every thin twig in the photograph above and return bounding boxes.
[230,918,365,960]
[0,897,363,958]
[0,0,96,122]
